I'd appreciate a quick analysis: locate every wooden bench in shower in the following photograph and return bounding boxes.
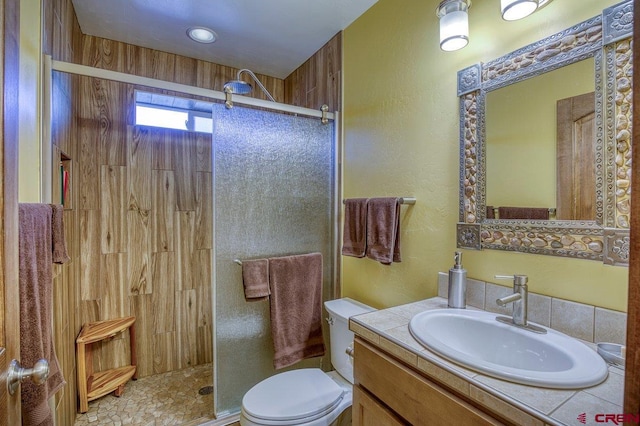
[76,316,137,413]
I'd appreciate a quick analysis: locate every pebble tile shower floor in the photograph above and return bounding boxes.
[74,363,215,425]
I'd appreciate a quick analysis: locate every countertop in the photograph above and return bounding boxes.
[349,297,624,426]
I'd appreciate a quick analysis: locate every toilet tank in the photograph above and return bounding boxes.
[324,298,375,384]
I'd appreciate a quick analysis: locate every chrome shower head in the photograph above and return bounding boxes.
[223,79,252,95]
[223,69,276,102]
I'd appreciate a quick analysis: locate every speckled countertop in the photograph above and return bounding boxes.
[349,297,624,426]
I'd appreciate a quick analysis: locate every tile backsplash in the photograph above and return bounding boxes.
[437,272,627,345]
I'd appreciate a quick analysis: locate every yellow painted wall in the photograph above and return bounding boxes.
[18,0,43,202]
[342,0,628,311]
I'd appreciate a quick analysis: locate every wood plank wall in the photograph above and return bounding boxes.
[43,0,341,423]
[43,0,81,424]
[284,33,342,112]
[78,34,286,104]
[74,77,214,378]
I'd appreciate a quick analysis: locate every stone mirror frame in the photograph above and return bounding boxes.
[456,0,633,266]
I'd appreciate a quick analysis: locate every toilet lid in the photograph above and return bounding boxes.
[243,368,345,422]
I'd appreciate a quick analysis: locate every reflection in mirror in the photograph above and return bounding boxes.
[485,58,595,221]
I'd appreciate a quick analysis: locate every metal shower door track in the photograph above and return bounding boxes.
[48,56,335,121]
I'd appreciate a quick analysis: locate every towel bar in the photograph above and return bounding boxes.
[342,197,416,205]
[234,253,317,266]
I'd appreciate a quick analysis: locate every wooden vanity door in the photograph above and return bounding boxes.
[353,385,408,426]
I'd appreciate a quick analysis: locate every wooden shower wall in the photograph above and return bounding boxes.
[79,35,285,102]
[44,0,81,423]
[285,32,342,112]
[74,77,214,378]
[43,0,341,423]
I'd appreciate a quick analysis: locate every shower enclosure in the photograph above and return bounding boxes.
[47,60,338,420]
[213,104,336,415]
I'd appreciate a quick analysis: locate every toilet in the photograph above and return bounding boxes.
[240,297,375,426]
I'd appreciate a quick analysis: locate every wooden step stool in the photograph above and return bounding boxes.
[76,316,137,413]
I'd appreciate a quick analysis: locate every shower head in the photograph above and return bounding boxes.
[223,69,276,103]
[223,79,252,95]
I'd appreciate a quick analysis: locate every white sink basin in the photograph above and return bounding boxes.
[409,309,608,389]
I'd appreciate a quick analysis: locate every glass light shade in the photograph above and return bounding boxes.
[438,1,470,52]
[501,0,538,21]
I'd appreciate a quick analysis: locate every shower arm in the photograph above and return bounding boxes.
[237,69,276,102]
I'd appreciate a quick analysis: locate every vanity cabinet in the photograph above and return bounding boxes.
[353,384,407,425]
[353,337,506,426]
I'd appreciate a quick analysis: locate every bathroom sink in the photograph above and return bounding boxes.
[409,309,608,389]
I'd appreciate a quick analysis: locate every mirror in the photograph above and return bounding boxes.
[456,0,633,266]
[485,58,595,221]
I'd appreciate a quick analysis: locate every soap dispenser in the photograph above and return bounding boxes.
[448,251,467,309]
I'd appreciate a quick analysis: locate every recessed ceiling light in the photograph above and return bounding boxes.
[187,27,217,44]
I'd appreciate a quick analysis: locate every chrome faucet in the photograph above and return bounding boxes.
[495,274,546,334]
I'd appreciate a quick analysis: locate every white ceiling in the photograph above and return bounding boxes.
[72,0,378,79]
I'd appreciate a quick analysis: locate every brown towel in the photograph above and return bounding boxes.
[268,253,325,369]
[50,204,70,264]
[498,207,550,220]
[342,198,368,257]
[19,204,69,426]
[365,197,401,264]
[242,259,270,299]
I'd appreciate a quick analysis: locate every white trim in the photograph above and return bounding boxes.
[50,58,335,121]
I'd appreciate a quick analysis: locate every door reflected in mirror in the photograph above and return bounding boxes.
[485,58,595,221]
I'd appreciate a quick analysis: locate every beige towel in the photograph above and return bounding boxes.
[242,259,270,299]
[366,197,401,264]
[498,207,550,220]
[341,198,368,257]
[268,253,325,369]
[19,204,68,426]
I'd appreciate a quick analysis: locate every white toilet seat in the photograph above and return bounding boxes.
[241,369,350,426]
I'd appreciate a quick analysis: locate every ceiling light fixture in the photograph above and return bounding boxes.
[436,0,472,52]
[187,27,218,44]
[501,0,538,21]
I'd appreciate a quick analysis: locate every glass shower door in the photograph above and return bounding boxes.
[212,104,336,415]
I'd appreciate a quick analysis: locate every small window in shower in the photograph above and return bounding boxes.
[134,90,213,133]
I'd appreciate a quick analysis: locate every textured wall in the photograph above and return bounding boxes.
[342,0,629,311]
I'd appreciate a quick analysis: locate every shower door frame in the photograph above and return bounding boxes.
[43,56,342,420]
